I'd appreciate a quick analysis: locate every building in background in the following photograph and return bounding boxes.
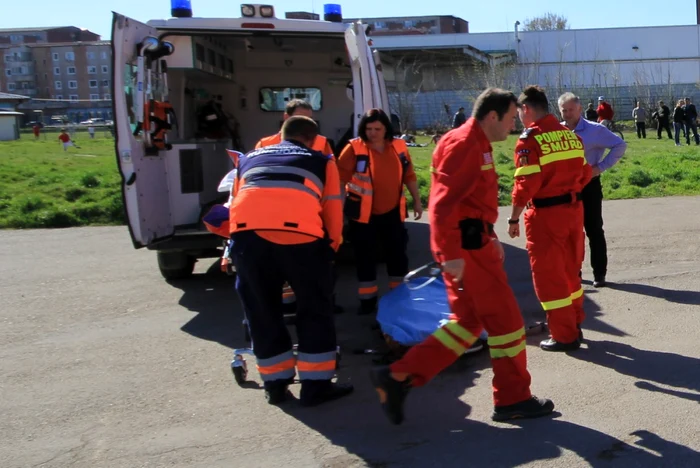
[345,15,469,36]
[0,27,111,124]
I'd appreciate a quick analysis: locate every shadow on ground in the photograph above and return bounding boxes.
[606,282,700,306]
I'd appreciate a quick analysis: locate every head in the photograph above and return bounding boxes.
[280,115,319,147]
[60,128,66,134]
[658,100,665,107]
[598,96,605,104]
[685,97,692,104]
[472,87,518,142]
[283,99,313,120]
[358,108,394,144]
[558,92,582,127]
[458,107,465,113]
[678,99,685,107]
[517,85,550,128]
[587,103,594,110]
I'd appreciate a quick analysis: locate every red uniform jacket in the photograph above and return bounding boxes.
[429,118,499,262]
[597,102,614,122]
[512,114,592,207]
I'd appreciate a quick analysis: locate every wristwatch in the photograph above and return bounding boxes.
[507,217,520,225]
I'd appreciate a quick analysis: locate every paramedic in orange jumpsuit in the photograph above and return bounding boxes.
[254,98,340,312]
[370,88,554,425]
[337,108,423,315]
[229,116,353,406]
[507,86,592,352]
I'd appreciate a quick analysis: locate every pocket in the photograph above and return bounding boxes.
[344,194,362,219]
[458,218,485,250]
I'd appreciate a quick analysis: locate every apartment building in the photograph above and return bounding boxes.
[345,15,469,36]
[0,27,112,123]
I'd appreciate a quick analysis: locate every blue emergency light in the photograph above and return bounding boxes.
[323,4,342,23]
[171,0,193,18]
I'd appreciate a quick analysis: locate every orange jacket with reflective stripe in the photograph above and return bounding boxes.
[229,140,343,250]
[343,138,411,224]
[512,114,592,207]
[255,133,333,156]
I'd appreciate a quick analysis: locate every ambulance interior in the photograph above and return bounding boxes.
[134,33,355,230]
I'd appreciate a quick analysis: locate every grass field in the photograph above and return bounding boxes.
[1,130,699,229]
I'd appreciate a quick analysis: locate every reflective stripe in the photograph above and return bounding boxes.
[388,276,403,289]
[257,350,296,381]
[297,351,337,380]
[347,182,373,195]
[322,194,343,201]
[433,328,467,356]
[241,180,320,199]
[487,327,525,346]
[258,358,296,375]
[389,281,401,289]
[243,165,324,194]
[540,149,585,166]
[489,340,526,359]
[444,321,478,345]
[541,296,573,311]
[430,166,438,174]
[481,163,494,171]
[571,288,584,300]
[359,284,378,299]
[514,165,542,177]
[355,173,372,183]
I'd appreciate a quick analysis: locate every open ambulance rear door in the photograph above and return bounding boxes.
[112,12,173,249]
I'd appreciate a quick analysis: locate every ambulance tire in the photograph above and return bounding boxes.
[157,251,196,280]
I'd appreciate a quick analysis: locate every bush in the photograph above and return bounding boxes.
[628,169,655,188]
[81,174,101,188]
[18,196,46,214]
[65,187,87,202]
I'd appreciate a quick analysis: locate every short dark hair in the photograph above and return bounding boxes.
[518,85,549,113]
[358,108,394,142]
[281,115,319,142]
[285,99,313,116]
[458,107,465,111]
[472,88,518,121]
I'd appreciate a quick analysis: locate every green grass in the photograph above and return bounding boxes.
[1,130,700,229]
[0,132,123,229]
[409,134,700,206]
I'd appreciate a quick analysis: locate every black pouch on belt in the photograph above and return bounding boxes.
[459,218,487,250]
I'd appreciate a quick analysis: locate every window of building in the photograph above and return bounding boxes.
[52,53,59,61]
[87,52,95,60]
[89,80,98,88]
[69,95,78,102]
[101,65,109,74]
[55,81,62,89]
[8,83,16,91]
[5,70,10,76]
[65,52,75,61]
[68,80,77,89]
[10,35,23,43]
[101,79,110,87]
[54,67,60,75]
[45,87,49,95]
[4,55,12,63]
[90,94,100,101]
[21,82,31,89]
[67,67,76,75]
[43,59,46,65]
[103,93,111,101]
[87,66,97,74]
[44,73,48,79]
[101,51,108,60]
[55,95,63,100]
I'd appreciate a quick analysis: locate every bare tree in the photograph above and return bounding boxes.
[523,13,569,31]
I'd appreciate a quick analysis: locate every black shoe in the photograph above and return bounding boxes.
[593,278,607,288]
[264,380,293,405]
[299,381,354,407]
[358,297,378,315]
[370,366,412,425]
[540,338,581,352]
[492,395,555,421]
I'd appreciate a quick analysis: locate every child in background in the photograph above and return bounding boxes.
[58,129,81,151]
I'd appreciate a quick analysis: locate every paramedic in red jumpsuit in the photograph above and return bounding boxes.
[370,88,555,425]
[507,86,592,352]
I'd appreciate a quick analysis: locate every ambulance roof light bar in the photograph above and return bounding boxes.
[241,4,276,18]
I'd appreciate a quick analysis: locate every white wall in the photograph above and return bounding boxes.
[0,116,18,140]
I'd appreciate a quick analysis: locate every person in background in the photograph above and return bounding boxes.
[32,124,41,140]
[596,96,614,127]
[632,102,647,139]
[58,129,81,151]
[652,100,672,140]
[559,92,627,288]
[337,108,423,315]
[585,103,598,122]
[672,100,686,147]
[88,125,96,139]
[452,107,467,128]
[370,87,555,426]
[683,97,699,145]
[228,116,353,407]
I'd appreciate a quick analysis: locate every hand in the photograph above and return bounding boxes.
[492,238,505,262]
[508,223,520,239]
[441,258,465,282]
[413,199,423,220]
[592,167,602,177]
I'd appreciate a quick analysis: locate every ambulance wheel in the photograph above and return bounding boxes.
[232,366,247,386]
[157,251,195,280]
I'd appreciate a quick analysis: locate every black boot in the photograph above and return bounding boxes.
[264,378,294,405]
[540,337,581,352]
[358,297,378,315]
[370,366,412,425]
[492,396,555,421]
[300,380,354,407]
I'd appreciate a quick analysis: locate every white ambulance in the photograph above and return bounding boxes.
[112,3,390,279]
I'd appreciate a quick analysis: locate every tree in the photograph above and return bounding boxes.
[523,13,569,31]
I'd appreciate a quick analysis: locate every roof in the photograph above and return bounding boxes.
[0,92,30,101]
[0,26,65,33]
[23,41,111,48]
[0,111,24,116]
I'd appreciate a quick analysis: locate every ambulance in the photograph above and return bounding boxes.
[112,3,391,279]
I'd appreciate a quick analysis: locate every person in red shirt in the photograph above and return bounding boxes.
[596,96,614,125]
[32,124,41,140]
[58,129,81,151]
[370,88,554,425]
[507,86,592,352]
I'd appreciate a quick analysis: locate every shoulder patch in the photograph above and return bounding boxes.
[519,127,534,140]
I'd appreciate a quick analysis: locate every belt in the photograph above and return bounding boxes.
[532,192,582,208]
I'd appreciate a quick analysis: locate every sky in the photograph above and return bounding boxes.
[1,0,698,39]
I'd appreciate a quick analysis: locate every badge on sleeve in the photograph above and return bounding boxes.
[517,148,530,166]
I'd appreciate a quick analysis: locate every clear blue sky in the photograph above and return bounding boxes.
[1,0,697,39]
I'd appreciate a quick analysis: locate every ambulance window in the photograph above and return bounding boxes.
[195,44,205,62]
[259,87,322,112]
